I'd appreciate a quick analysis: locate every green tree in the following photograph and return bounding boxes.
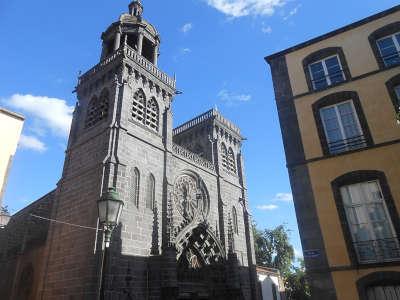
[253,224,294,275]
[285,259,311,300]
[253,224,310,299]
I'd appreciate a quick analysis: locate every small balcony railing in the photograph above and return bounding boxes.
[328,134,367,154]
[354,237,400,264]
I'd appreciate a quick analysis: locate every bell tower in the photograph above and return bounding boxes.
[39,1,259,299]
[41,1,176,299]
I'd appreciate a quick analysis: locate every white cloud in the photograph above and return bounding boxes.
[205,0,286,18]
[283,3,301,20]
[256,204,279,211]
[181,48,192,54]
[19,134,47,153]
[218,89,252,106]
[273,193,293,202]
[4,94,74,138]
[181,23,193,33]
[261,24,272,34]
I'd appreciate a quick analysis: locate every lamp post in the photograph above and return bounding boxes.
[97,187,124,300]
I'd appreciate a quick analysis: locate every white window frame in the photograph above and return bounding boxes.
[341,180,397,242]
[319,100,364,153]
[377,32,400,66]
[308,54,345,90]
[341,180,399,264]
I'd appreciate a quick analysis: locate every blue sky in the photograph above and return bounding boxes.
[1,0,399,259]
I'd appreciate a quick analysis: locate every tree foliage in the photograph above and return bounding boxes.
[285,259,311,300]
[253,223,310,300]
[253,224,294,275]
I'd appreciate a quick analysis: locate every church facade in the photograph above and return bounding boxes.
[0,1,259,299]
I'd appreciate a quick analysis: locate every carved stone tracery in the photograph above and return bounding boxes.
[173,173,209,222]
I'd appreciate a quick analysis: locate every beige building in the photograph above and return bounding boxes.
[0,108,24,225]
[266,5,400,300]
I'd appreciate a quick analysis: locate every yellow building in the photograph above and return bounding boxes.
[266,5,400,300]
[0,108,24,225]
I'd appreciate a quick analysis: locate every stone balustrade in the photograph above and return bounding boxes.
[172,143,215,172]
[79,46,176,89]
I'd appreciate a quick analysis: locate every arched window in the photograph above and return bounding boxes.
[332,171,400,265]
[357,272,400,300]
[132,168,140,208]
[85,89,110,128]
[131,90,160,132]
[386,74,400,114]
[146,174,155,211]
[312,91,373,155]
[369,22,400,69]
[220,143,228,169]
[232,206,238,234]
[132,89,146,124]
[227,148,236,173]
[302,47,351,91]
[146,97,159,131]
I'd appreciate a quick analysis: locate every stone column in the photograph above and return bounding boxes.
[114,29,121,51]
[153,44,159,66]
[137,33,143,55]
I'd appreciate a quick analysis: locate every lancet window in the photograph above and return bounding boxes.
[132,89,146,123]
[85,89,110,128]
[146,98,159,131]
[146,174,155,211]
[132,168,140,208]
[221,143,228,169]
[131,89,159,132]
[227,148,237,173]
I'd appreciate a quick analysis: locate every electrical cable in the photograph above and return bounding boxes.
[30,214,101,231]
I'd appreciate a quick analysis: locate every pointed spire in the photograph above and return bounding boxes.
[129,0,143,17]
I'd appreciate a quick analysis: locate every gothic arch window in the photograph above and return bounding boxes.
[146,173,155,211]
[386,73,400,114]
[132,168,140,208]
[312,91,373,155]
[132,89,146,124]
[302,47,351,91]
[227,148,237,173]
[146,97,159,131]
[232,206,238,234]
[331,170,400,265]
[221,143,228,169]
[369,22,400,69]
[85,89,110,128]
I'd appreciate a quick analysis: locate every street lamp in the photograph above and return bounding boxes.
[97,187,124,300]
[97,187,124,248]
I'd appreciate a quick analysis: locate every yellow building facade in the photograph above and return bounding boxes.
[0,108,24,219]
[266,5,400,300]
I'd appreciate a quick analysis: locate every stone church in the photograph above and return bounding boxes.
[0,1,259,299]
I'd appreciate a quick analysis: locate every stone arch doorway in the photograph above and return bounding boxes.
[175,223,226,299]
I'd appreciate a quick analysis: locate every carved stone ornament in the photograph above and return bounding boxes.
[173,173,209,222]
